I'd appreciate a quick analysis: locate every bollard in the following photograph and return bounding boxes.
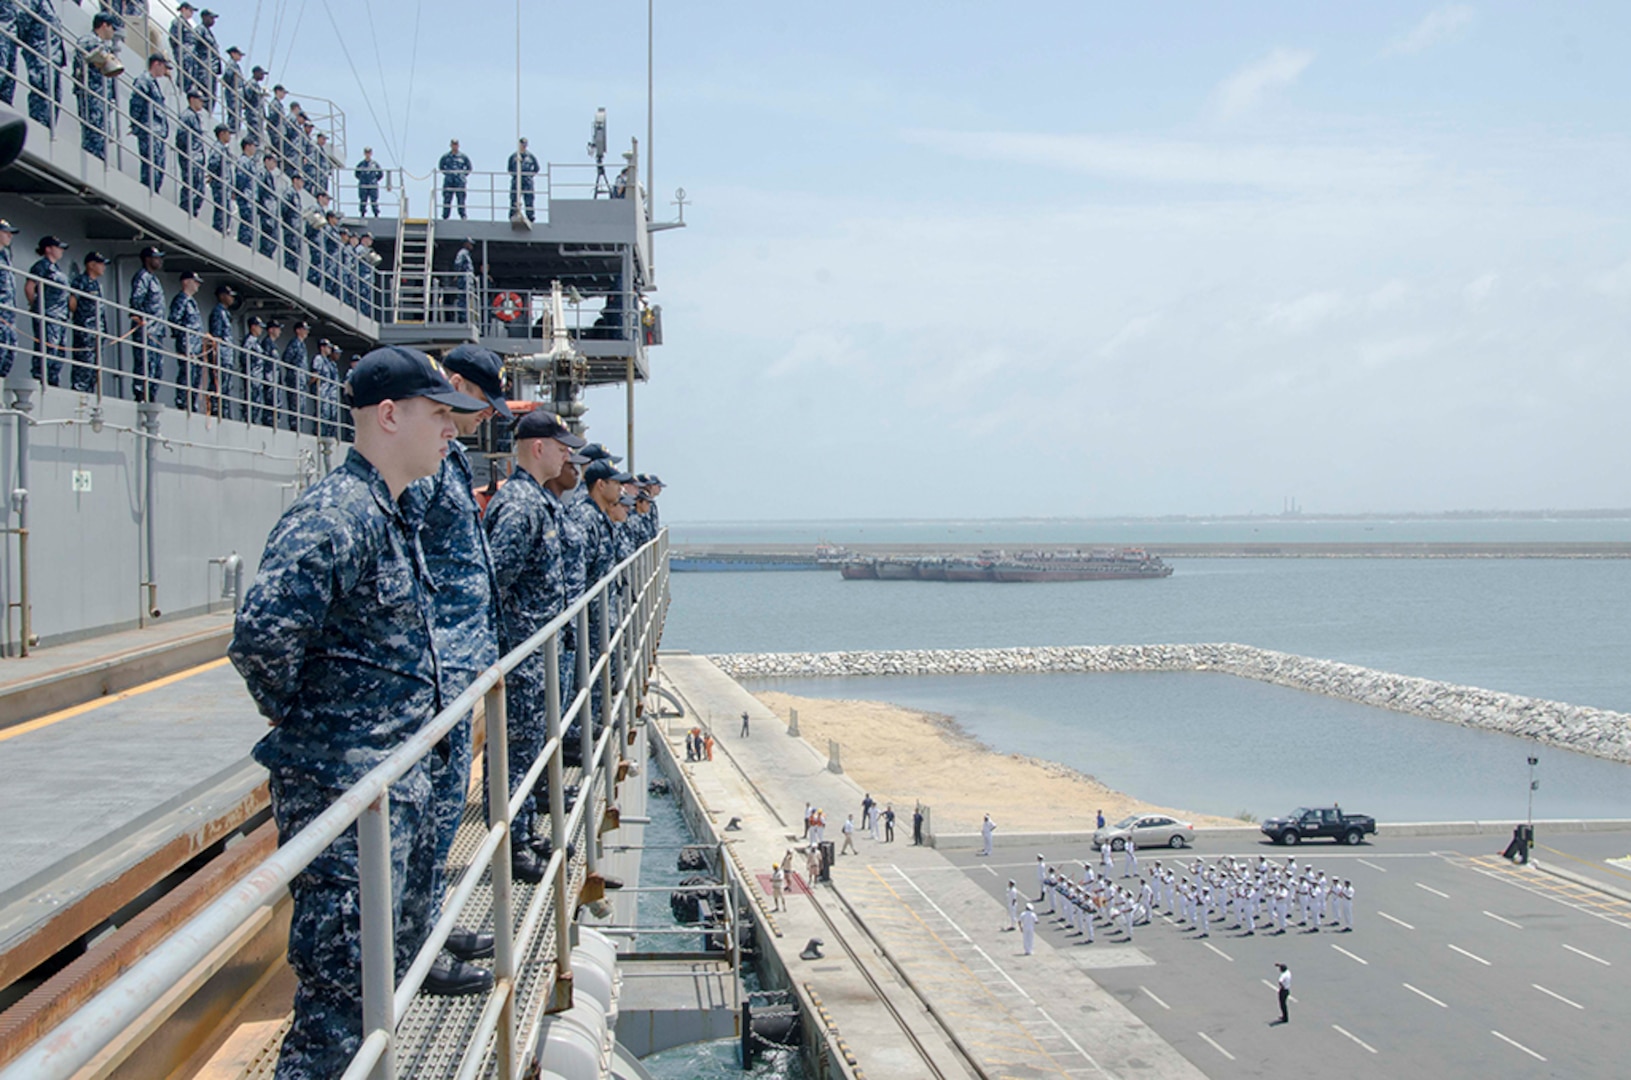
[827,739,842,774]
[787,707,799,737]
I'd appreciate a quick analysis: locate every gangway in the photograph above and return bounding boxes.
[392,219,436,324]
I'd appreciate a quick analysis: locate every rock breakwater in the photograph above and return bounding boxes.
[707,645,1631,766]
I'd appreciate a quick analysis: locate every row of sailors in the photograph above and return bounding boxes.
[229,345,665,1076]
[3,7,338,198]
[1025,853,1356,950]
[0,231,347,431]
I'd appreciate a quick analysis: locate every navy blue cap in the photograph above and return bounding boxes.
[513,411,587,447]
[578,443,622,464]
[346,346,488,411]
[617,493,636,507]
[583,459,633,485]
[440,345,513,419]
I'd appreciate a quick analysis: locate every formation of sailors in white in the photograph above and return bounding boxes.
[1009,849,1356,956]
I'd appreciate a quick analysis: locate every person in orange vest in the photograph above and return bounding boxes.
[704,731,715,761]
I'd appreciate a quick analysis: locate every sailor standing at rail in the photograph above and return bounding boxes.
[485,410,588,877]
[542,451,588,705]
[233,136,259,247]
[206,283,237,414]
[221,45,246,130]
[73,13,120,160]
[355,147,383,217]
[0,222,16,380]
[179,89,210,217]
[17,0,65,129]
[127,245,166,402]
[229,347,486,1080]
[129,54,170,193]
[439,138,471,219]
[980,813,995,857]
[67,251,107,394]
[403,345,516,994]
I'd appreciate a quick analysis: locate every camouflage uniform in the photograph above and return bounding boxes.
[128,267,164,401]
[314,350,341,438]
[27,254,67,385]
[484,468,566,844]
[555,490,590,708]
[257,163,281,260]
[246,329,274,426]
[0,247,15,378]
[571,497,619,759]
[17,0,64,129]
[72,33,117,160]
[279,184,302,274]
[230,447,443,1080]
[321,222,340,298]
[280,334,307,432]
[406,439,499,913]
[168,289,203,411]
[178,106,208,216]
[233,153,258,247]
[207,138,233,233]
[129,69,168,194]
[0,1,16,108]
[209,301,241,419]
[450,245,474,323]
[68,268,104,393]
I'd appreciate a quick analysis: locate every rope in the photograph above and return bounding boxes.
[399,0,424,164]
[317,0,396,164]
[358,0,400,162]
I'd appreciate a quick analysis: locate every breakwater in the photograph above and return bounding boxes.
[708,645,1631,766]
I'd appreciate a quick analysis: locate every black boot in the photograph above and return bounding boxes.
[530,835,577,863]
[446,928,496,960]
[512,846,546,884]
[424,955,493,996]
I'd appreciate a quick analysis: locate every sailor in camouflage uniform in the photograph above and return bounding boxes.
[311,339,341,440]
[0,221,18,378]
[232,135,259,247]
[239,315,265,422]
[129,54,170,194]
[305,191,330,286]
[571,458,630,760]
[73,13,120,160]
[280,319,309,432]
[357,233,377,320]
[354,147,382,217]
[168,270,205,411]
[195,8,222,107]
[321,209,342,299]
[248,317,276,426]
[67,251,108,393]
[221,45,246,131]
[127,245,165,401]
[17,0,65,129]
[281,173,306,274]
[25,234,69,386]
[229,347,486,1080]
[451,239,475,324]
[402,345,515,988]
[243,65,267,146]
[257,151,282,260]
[0,1,17,109]
[179,89,210,217]
[485,411,587,875]
[208,283,238,418]
[206,123,234,233]
[543,455,588,708]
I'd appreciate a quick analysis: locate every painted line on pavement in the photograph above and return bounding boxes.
[1034,1006,1111,1079]
[1415,882,1450,899]
[890,865,973,943]
[1490,1030,1546,1062]
[1402,983,1447,1008]
[1483,910,1522,929]
[1331,944,1368,965]
[1356,858,1388,872]
[1202,941,1233,962]
[1563,943,1610,965]
[1140,986,1170,1010]
[1196,1032,1235,1061]
[1377,910,1414,930]
[1448,943,1490,966]
[1332,1025,1378,1054]
[970,943,1033,1001]
[1531,984,1583,1010]
[0,657,232,743]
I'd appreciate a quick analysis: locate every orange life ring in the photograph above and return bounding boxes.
[492,292,524,323]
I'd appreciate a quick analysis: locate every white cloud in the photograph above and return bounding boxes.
[1264,290,1349,334]
[1463,271,1498,307]
[1098,314,1160,358]
[905,129,1427,193]
[1212,48,1314,119]
[1384,5,1476,56]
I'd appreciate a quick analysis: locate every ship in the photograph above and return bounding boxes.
[838,549,1173,582]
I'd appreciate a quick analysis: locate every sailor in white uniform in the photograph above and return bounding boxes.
[980,814,996,857]
[1019,903,1038,955]
[1123,837,1138,877]
[1035,854,1048,901]
[1006,880,1020,930]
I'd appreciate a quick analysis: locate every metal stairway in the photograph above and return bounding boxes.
[392,218,434,323]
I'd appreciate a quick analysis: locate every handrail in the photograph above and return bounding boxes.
[0,530,672,1080]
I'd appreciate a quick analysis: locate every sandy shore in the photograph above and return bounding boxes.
[753,691,1239,835]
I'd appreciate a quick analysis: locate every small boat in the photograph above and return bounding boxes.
[873,560,921,581]
[839,560,879,580]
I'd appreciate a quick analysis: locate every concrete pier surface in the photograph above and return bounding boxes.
[656,653,1631,1080]
[656,653,1208,1080]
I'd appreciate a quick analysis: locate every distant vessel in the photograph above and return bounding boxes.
[839,549,1173,582]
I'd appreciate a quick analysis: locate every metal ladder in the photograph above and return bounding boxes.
[392,218,434,323]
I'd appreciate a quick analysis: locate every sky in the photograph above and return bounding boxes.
[226,1,1631,521]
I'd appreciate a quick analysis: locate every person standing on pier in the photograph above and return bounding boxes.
[771,863,786,911]
[840,814,858,856]
[1020,903,1038,954]
[883,804,895,842]
[230,348,487,1080]
[740,710,750,737]
[1005,880,1019,930]
[1273,963,1292,1024]
[980,813,995,857]
[912,804,924,846]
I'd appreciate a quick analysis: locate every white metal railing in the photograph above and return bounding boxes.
[0,530,672,1080]
[1,262,347,434]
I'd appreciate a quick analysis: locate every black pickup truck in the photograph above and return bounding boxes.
[1260,807,1377,846]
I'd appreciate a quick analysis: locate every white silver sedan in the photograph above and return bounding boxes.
[1092,813,1194,851]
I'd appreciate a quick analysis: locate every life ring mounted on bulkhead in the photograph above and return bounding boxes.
[492,291,524,322]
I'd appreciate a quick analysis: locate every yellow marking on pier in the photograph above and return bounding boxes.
[0,657,232,742]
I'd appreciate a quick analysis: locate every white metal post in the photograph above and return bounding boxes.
[358,794,397,1080]
[544,636,573,1007]
[483,681,517,1079]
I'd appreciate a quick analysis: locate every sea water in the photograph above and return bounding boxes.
[662,550,1631,822]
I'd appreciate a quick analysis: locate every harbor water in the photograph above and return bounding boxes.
[662,545,1631,823]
